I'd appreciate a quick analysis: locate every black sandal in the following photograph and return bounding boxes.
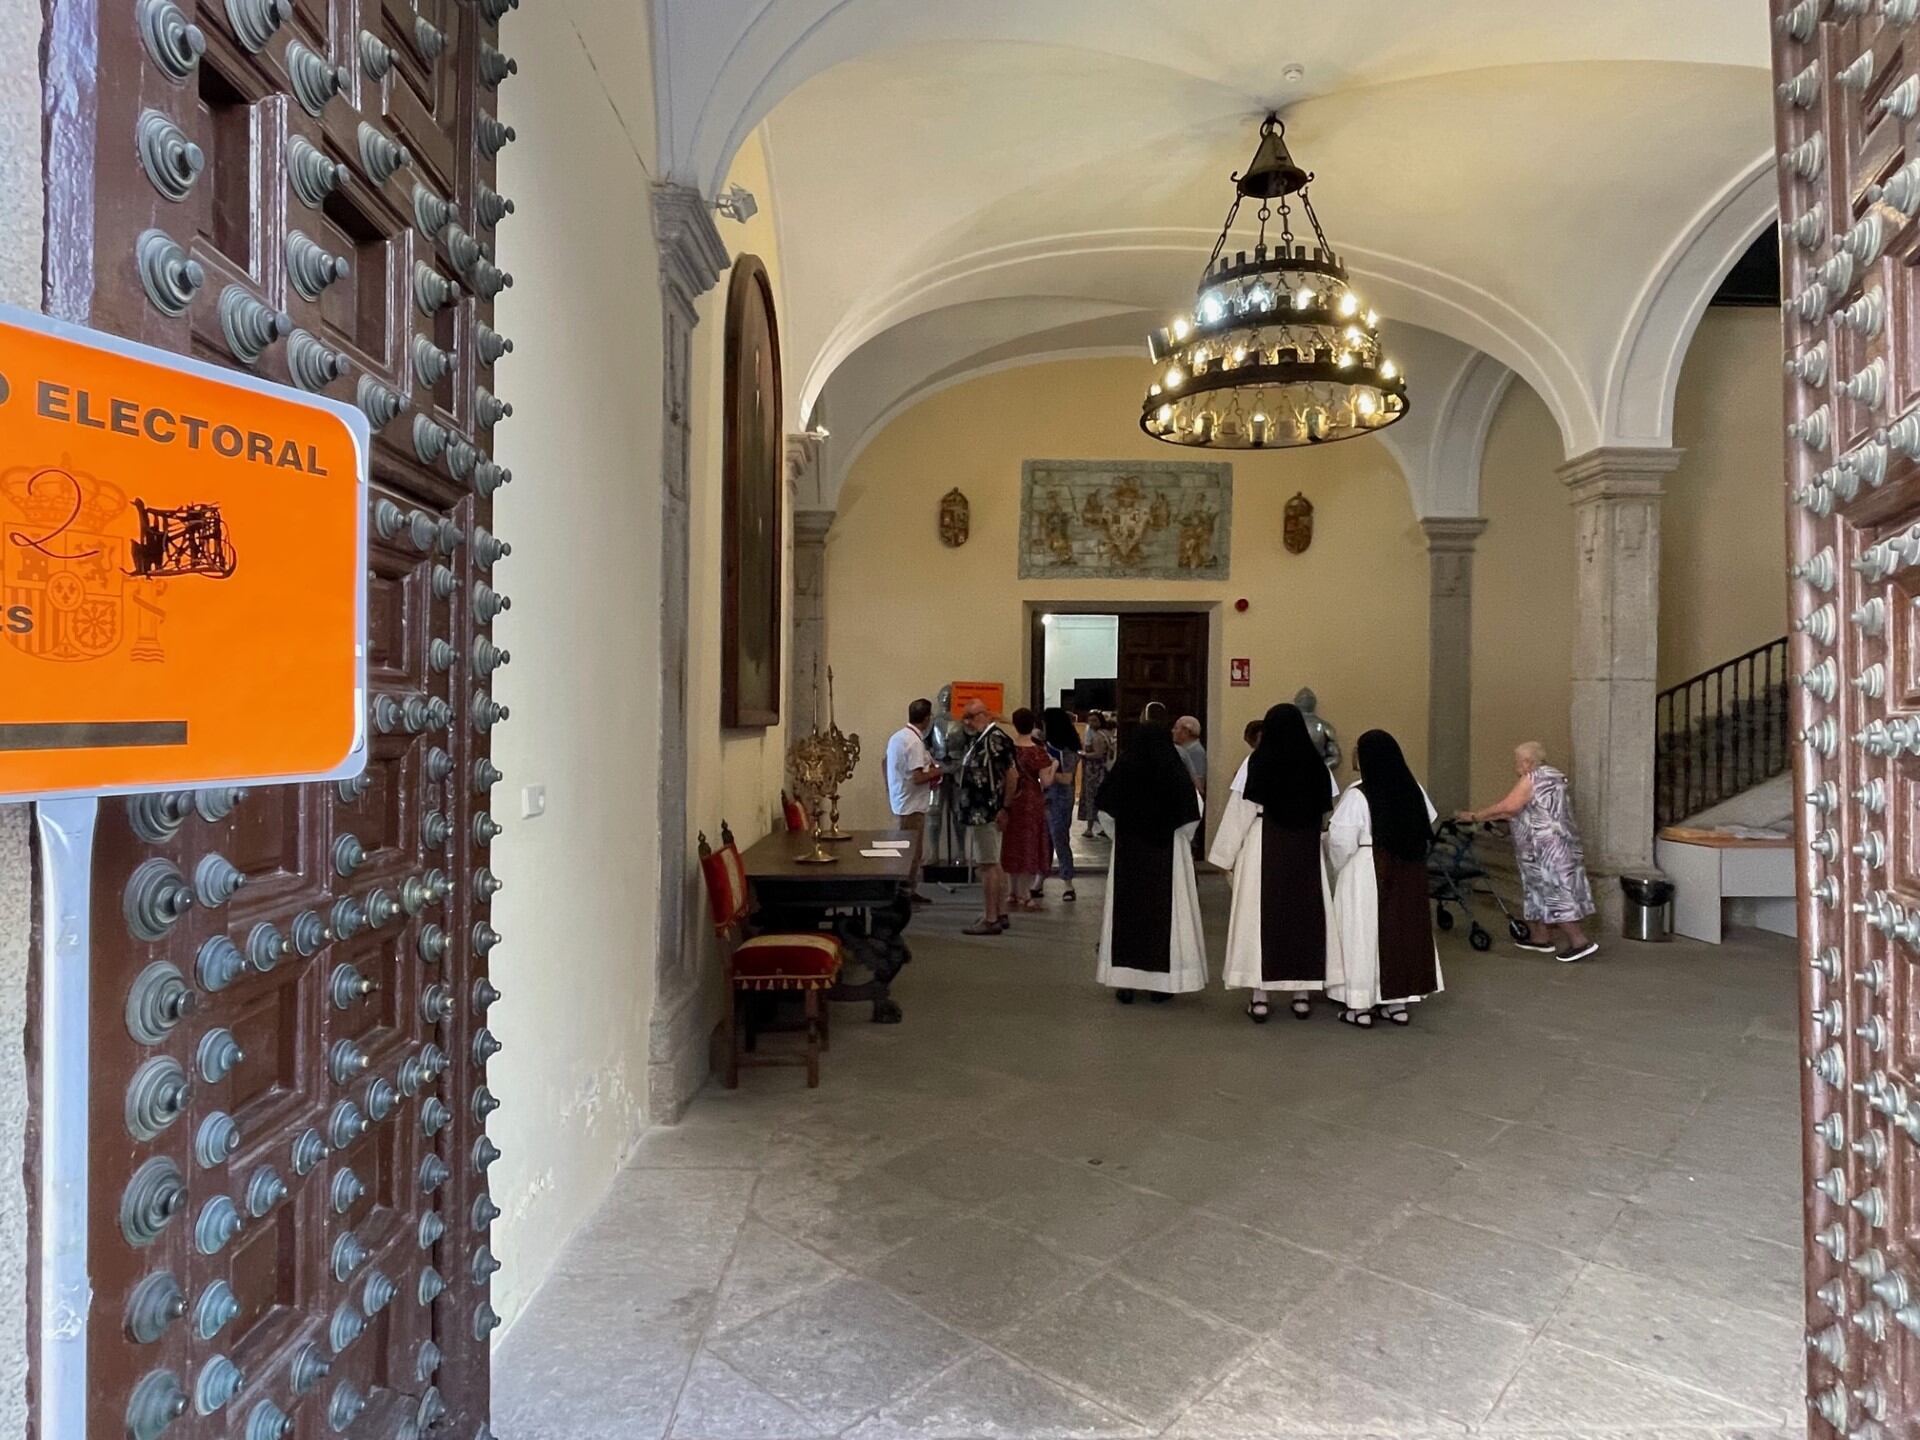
[1383,1006,1411,1026]
[1290,997,1312,1019]
[1247,999,1270,1024]
[1063,887,1076,903]
[1116,988,1136,1004]
[1338,1008,1374,1028]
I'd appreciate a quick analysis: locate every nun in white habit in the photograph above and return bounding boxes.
[1095,709,1207,1003]
[1210,703,1342,1022]
[1326,729,1442,1027]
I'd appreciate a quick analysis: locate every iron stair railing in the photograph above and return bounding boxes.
[1654,636,1790,828]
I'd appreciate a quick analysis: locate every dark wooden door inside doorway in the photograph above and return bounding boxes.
[1115,613,1208,748]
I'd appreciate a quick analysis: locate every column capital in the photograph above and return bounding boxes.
[651,182,730,311]
[787,432,828,510]
[793,509,834,546]
[1419,516,1488,553]
[1557,445,1684,503]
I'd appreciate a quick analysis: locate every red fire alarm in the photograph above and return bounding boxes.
[1234,598,1250,612]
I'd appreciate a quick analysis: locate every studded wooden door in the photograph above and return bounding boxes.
[1777,0,1920,1431]
[40,0,518,1427]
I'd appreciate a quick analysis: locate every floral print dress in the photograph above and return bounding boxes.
[1512,765,1594,923]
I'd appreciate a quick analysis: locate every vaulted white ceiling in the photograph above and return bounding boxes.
[654,1,1778,511]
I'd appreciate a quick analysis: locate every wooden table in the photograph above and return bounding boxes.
[738,828,919,1022]
[738,827,918,906]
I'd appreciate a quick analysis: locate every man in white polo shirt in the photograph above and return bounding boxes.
[885,698,941,903]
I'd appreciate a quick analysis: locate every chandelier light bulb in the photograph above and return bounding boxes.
[1139,111,1408,448]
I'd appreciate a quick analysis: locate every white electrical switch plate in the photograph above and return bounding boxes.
[521,784,547,819]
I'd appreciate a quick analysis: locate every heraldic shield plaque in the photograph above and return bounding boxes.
[1284,492,1314,554]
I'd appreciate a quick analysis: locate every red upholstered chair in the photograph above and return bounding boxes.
[780,790,807,832]
[699,822,842,1088]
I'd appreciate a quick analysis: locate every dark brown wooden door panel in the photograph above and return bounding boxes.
[1115,612,1208,749]
[1777,3,1920,1432]
[48,0,516,1428]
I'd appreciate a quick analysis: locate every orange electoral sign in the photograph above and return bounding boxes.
[0,306,367,800]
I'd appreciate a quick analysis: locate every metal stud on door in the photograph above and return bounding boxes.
[43,0,517,1427]
[1773,0,1920,1428]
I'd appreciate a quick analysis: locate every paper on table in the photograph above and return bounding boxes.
[859,848,901,858]
[871,839,912,847]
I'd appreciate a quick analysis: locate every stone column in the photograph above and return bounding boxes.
[786,433,832,740]
[1558,445,1684,928]
[647,183,728,1122]
[789,510,833,740]
[1420,516,1487,816]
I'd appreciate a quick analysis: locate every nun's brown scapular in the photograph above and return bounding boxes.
[1209,703,1341,1020]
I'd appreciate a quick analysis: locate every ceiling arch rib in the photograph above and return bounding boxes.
[754,52,1770,461]
[1600,153,1778,447]
[802,230,1592,457]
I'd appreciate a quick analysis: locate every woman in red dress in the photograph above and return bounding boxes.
[1002,707,1056,910]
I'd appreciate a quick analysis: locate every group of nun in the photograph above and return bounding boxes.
[1093,702,1440,1027]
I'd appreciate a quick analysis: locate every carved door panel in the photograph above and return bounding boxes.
[43,0,517,1429]
[1115,613,1208,749]
[1777,1,1920,1431]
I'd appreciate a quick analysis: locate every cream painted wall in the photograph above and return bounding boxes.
[1469,383,1575,804]
[485,0,665,1328]
[1659,306,1788,688]
[827,357,1432,839]
[1469,305,1786,807]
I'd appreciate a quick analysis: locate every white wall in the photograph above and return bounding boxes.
[485,0,666,1328]
[1041,614,1117,712]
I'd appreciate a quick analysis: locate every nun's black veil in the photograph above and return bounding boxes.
[1242,703,1331,827]
[1354,729,1431,862]
[1095,713,1199,842]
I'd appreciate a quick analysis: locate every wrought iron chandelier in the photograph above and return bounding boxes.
[1142,113,1407,449]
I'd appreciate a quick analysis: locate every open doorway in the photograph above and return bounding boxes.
[1026,609,1211,740]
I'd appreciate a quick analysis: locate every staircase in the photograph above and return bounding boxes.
[1654,637,1790,828]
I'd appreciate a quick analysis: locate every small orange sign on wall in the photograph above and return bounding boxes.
[0,306,368,801]
[947,681,1006,719]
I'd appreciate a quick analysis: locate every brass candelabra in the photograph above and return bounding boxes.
[819,666,860,842]
[785,729,840,865]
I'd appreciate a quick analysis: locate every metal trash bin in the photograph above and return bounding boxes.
[1621,874,1674,942]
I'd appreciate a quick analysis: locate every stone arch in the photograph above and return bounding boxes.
[1600,153,1777,446]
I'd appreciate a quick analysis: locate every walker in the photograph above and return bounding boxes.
[1427,819,1530,952]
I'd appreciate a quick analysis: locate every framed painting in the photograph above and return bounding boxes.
[722,254,784,728]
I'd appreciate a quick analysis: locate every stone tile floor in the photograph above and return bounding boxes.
[494,867,1807,1440]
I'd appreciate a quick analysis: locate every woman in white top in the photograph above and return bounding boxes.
[1209,703,1341,1022]
[1326,729,1441,1027]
